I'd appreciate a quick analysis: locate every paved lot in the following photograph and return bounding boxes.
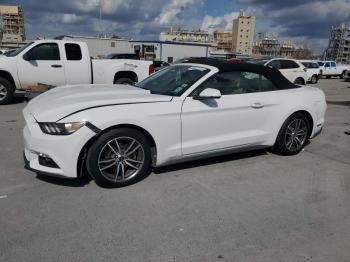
[0,79,350,262]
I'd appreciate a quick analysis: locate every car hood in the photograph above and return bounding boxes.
[23,84,172,122]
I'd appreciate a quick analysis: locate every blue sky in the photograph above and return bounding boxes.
[4,0,350,54]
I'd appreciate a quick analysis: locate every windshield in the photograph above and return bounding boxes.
[136,65,210,96]
[247,59,267,65]
[317,62,324,66]
[5,42,34,57]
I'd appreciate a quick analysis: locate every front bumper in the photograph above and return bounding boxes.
[23,117,96,178]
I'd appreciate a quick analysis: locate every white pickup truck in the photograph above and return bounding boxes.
[317,60,350,79]
[0,40,154,104]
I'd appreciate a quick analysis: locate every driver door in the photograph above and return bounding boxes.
[181,71,275,155]
[16,42,66,89]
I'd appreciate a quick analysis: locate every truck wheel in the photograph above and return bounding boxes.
[340,71,347,79]
[326,76,331,79]
[0,77,14,105]
[114,78,134,85]
[294,78,305,85]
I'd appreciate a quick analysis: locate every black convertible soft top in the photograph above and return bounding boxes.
[180,57,298,89]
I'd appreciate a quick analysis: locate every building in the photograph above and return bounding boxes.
[232,11,255,55]
[0,5,26,49]
[130,40,211,63]
[253,32,280,57]
[58,35,133,58]
[159,27,210,43]
[213,30,232,52]
[325,23,350,64]
[253,32,311,59]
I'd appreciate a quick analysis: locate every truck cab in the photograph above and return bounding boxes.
[0,40,154,104]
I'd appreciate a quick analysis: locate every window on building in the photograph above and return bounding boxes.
[65,43,82,60]
[26,43,60,60]
[193,71,277,96]
[111,42,115,47]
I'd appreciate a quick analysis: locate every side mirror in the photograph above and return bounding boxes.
[23,52,34,61]
[193,88,221,100]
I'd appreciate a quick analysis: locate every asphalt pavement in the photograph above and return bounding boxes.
[0,79,349,262]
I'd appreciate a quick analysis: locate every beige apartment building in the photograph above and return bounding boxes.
[213,30,232,51]
[159,27,210,43]
[232,11,255,55]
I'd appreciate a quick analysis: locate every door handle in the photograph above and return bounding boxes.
[51,64,62,68]
[251,102,264,109]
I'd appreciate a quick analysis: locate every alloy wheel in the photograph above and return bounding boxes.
[284,118,308,152]
[0,84,7,101]
[97,137,145,183]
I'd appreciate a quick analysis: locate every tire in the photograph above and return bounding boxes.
[294,78,305,85]
[326,76,331,79]
[114,78,135,85]
[273,113,311,156]
[310,74,318,84]
[0,77,14,105]
[340,71,347,79]
[86,128,152,187]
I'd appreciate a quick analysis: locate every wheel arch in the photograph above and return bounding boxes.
[113,71,138,84]
[0,70,16,89]
[77,123,157,177]
[280,110,314,139]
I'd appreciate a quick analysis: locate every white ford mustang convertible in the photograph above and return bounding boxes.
[23,58,326,187]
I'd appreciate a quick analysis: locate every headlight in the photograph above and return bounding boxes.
[38,122,86,135]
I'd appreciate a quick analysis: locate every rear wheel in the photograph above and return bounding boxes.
[86,128,151,187]
[0,77,14,105]
[340,71,347,79]
[114,78,135,85]
[294,78,305,85]
[274,113,310,156]
[310,74,318,84]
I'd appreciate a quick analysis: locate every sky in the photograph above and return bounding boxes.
[4,0,350,54]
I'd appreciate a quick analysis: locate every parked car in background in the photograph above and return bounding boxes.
[248,58,307,85]
[300,60,321,84]
[153,60,170,71]
[105,53,139,60]
[23,58,326,187]
[317,60,350,79]
[0,40,154,104]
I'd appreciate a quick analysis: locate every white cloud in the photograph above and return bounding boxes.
[201,12,239,33]
[62,14,84,24]
[155,0,203,26]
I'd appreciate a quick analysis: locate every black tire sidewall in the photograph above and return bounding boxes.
[0,77,14,105]
[86,128,152,187]
[274,113,311,156]
[311,75,318,84]
[114,78,134,85]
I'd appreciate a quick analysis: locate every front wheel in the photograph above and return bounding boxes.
[274,113,310,156]
[0,77,14,105]
[86,128,152,187]
[340,71,347,79]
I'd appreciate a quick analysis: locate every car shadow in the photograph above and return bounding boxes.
[36,173,92,187]
[153,149,268,175]
[11,92,27,104]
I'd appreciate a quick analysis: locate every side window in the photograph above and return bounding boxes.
[281,60,299,69]
[267,60,281,69]
[325,62,330,68]
[330,62,336,67]
[194,71,277,96]
[65,43,82,60]
[26,43,60,60]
